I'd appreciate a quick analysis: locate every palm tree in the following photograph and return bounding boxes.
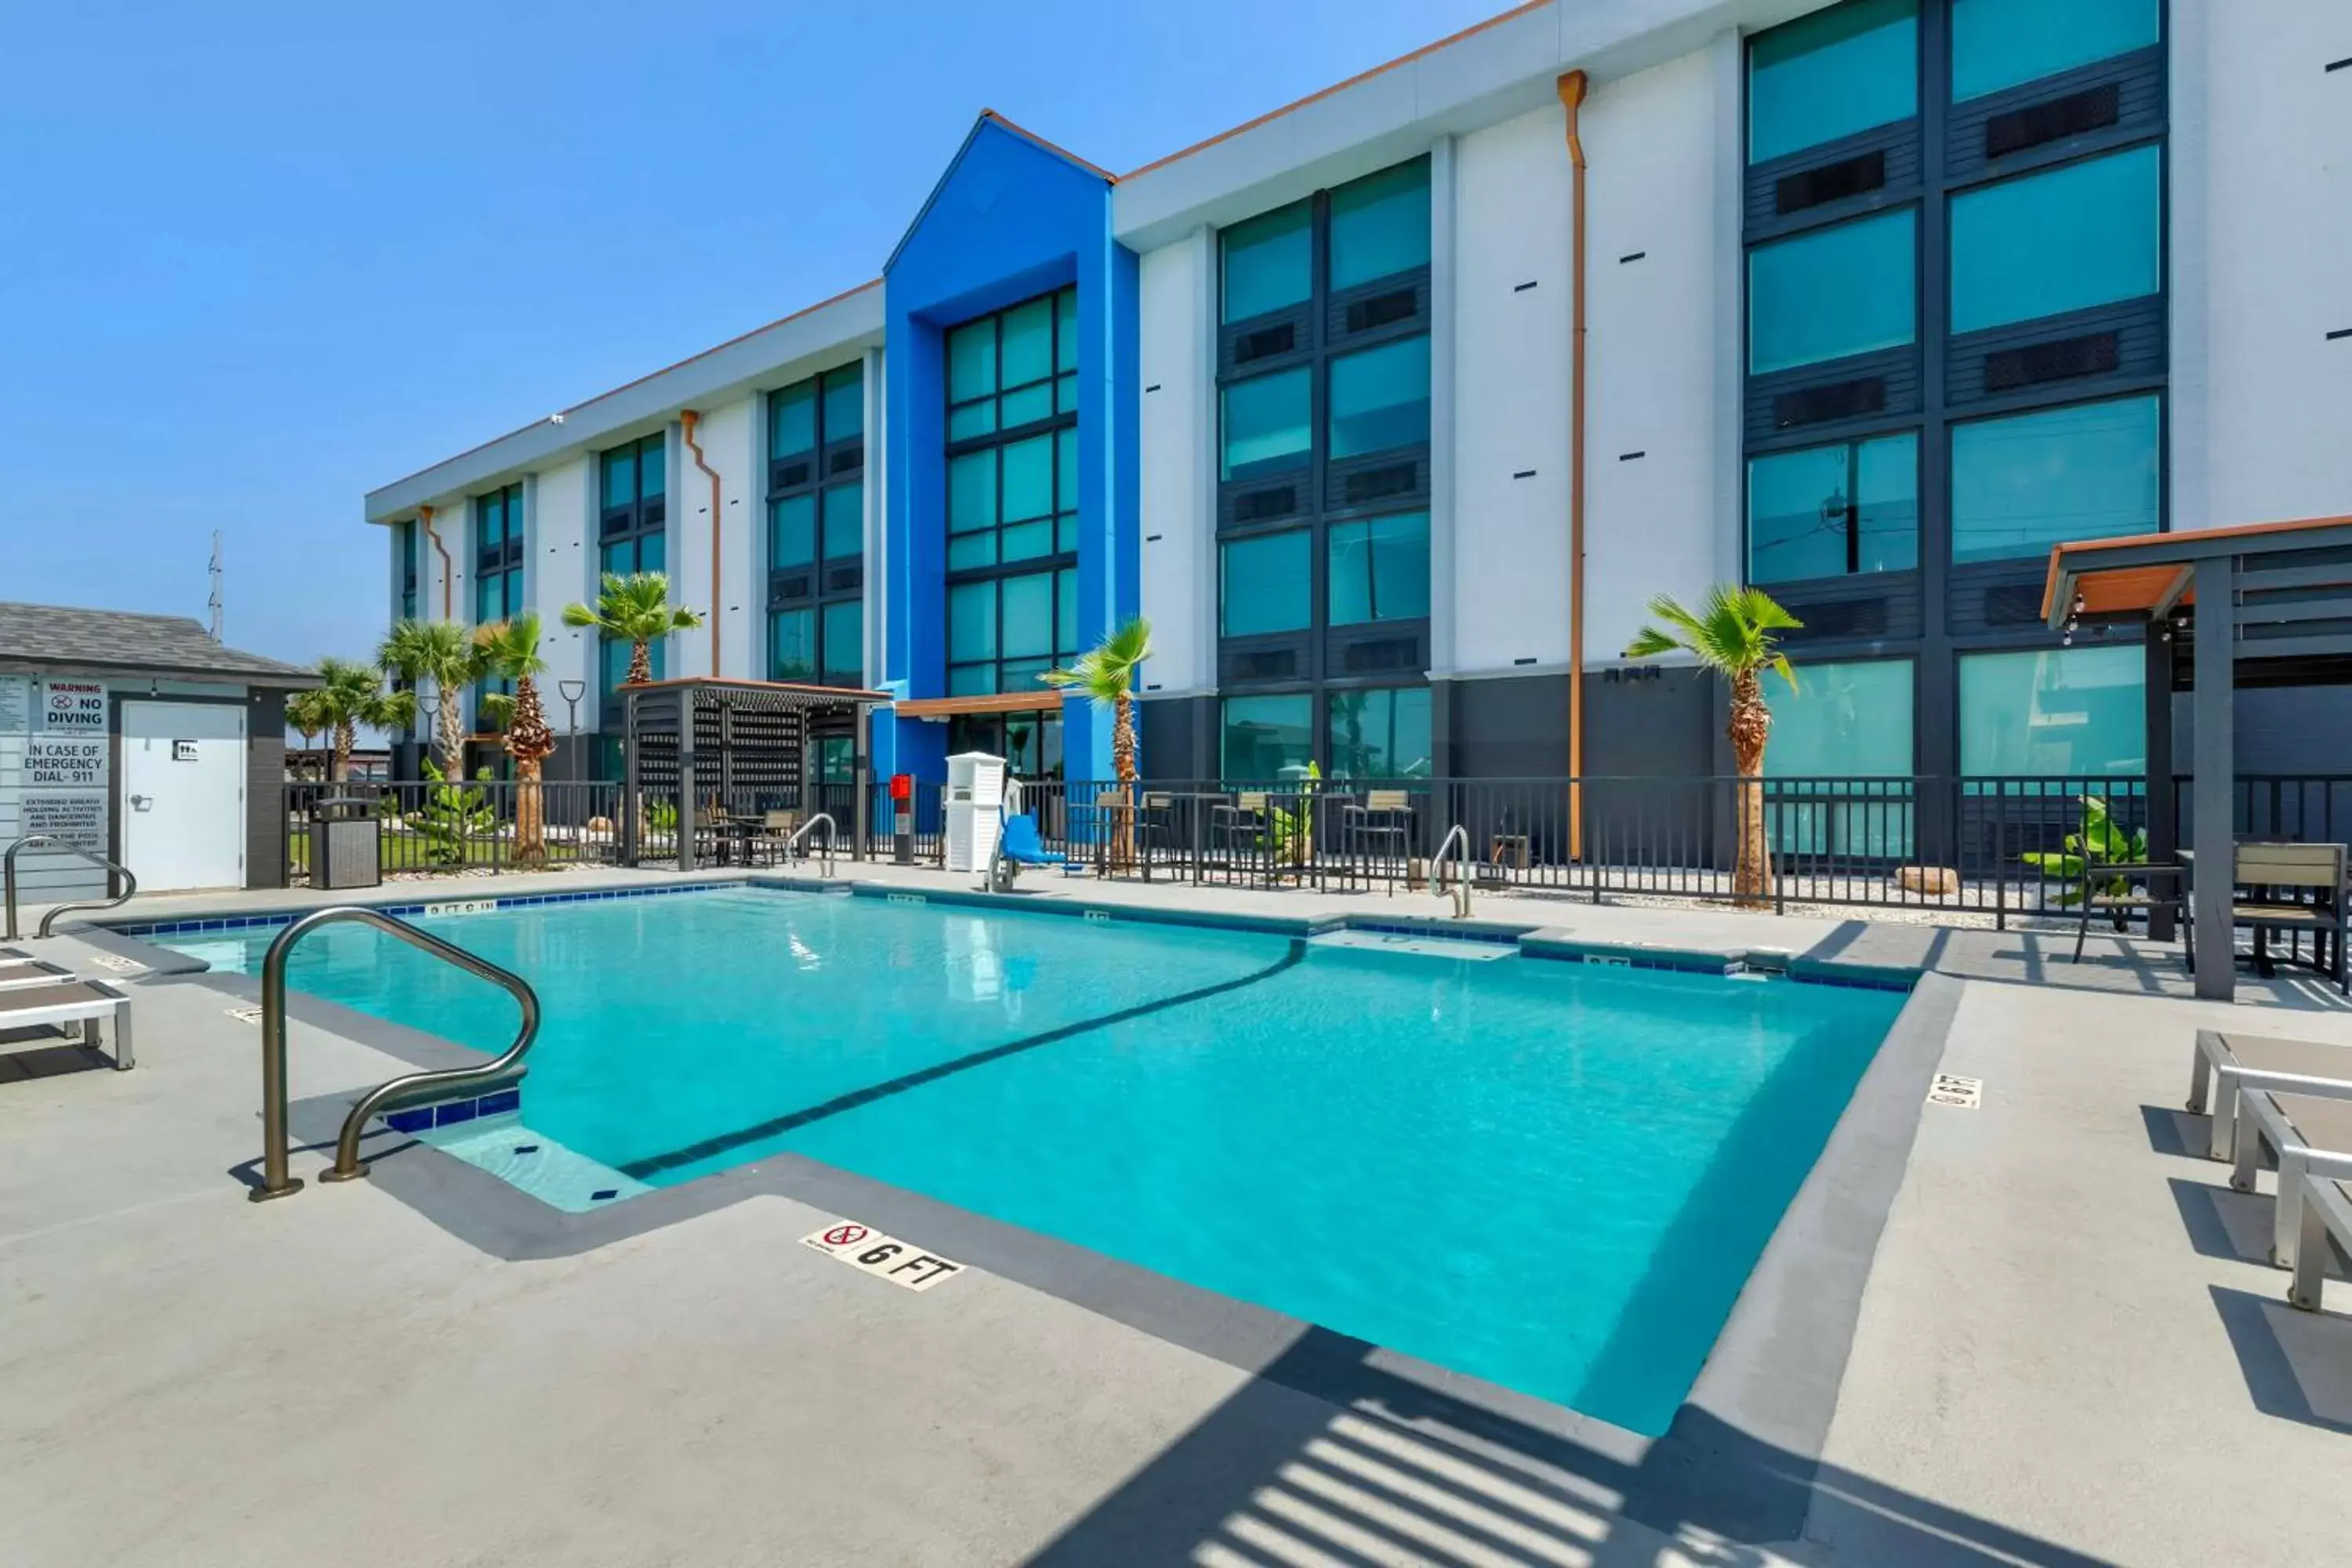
[475,612,555,866]
[1041,617,1152,785]
[561,572,703,689]
[285,688,331,781]
[1042,618,1152,866]
[1624,586,1802,907]
[377,619,485,781]
[312,657,416,782]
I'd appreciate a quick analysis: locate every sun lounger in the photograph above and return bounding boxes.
[0,979,133,1070]
[2234,1091,2352,1271]
[2187,1029,2352,1163]
[2288,1171,2352,1311]
[0,953,75,991]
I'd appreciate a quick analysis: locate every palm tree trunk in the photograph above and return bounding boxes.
[1728,670,1772,906]
[626,641,654,687]
[515,757,545,867]
[506,675,554,868]
[437,686,464,782]
[1111,692,1137,866]
[333,720,354,782]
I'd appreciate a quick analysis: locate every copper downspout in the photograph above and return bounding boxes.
[680,410,723,673]
[418,503,452,619]
[1557,69,1590,859]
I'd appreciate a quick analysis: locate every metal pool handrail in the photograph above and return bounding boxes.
[3,834,138,940]
[250,905,541,1203]
[1431,825,1472,920]
[784,813,837,877]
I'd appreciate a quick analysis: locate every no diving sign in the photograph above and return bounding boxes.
[800,1221,964,1292]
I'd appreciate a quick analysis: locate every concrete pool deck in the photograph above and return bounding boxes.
[3,865,2349,1565]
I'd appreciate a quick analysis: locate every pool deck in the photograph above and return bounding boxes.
[4,862,2349,1566]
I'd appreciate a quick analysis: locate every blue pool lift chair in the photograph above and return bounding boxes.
[988,812,1074,890]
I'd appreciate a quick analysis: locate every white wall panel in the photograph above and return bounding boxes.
[1138,230,1213,695]
[530,456,595,701]
[1582,45,1726,666]
[1451,103,1573,674]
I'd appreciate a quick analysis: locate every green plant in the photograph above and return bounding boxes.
[644,798,680,835]
[2023,795,2147,913]
[312,657,416,782]
[1041,617,1152,786]
[1265,760,1323,868]
[416,758,497,865]
[378,619,488,780]
[561,572,703,688]
[1624,586,1803,907]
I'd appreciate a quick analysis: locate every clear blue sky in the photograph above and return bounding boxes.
[2,0,1501,670]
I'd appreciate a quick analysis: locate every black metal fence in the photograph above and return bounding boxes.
[282,771,2352,926]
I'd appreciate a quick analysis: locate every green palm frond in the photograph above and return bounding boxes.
[473,610,547,684]
[477,691,517,731]
[377,618,485,689]
[1040,617,1152,706]
[314,655,412,732]
[561,573,704,644]
[1623,586,1803,684]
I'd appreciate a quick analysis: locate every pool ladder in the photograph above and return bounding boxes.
[1430,825,1473,920]
[783,813,837,877]
[249,906,541,1203]
[3,833,138,940]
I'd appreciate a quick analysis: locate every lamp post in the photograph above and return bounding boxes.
[557,679,586,780]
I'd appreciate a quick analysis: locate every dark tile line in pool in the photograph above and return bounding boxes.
[382,1086,520,1134]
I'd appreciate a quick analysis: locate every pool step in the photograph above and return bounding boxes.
[421,1113,650,1211]
[1309,930,1513,962]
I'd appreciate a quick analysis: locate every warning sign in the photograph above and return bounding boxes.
[27,738,104,789]
[800,1221,964,1292]
[42,681,106,733]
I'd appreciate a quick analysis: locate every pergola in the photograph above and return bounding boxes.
[2042,513,2352,1000]
[621,677,893,871]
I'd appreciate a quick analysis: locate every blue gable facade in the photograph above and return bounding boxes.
[877,114,1141,786]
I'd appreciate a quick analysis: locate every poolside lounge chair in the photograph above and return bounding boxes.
[2288,1167,2352,1312]
[987,813,1069,890]
[0,956,75,991]
[0,979,133,1071]
[2187,1029,2352,1163]
[2232,1091,2352,1271]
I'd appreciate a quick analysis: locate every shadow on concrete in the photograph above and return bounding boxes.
[0,1032,112,1083]
[2138,1103,2205,1160]
[1022,1328,2118,1567]
[2208,1285,2352,1437]
[2166,1176,2279,1267]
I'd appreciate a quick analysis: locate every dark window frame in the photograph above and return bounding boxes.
[1214,156,1434,764]
[766,361,866,688]
[595,434,668,710]
[471,482,526,711]
[943,285,1082,697]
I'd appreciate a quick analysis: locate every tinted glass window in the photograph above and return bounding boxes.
[1748,209,1916,374]
[821,365,862,442]
[1221,530,1312,637]
[1328,336,1431,459]
[1748,433,1919,583]
[1222,200,1312,322]
[770,495,816,568]
[1951,147,2160,334]
[821,482,862,561]
[769,608,816,681]
[601,447,637,510]
[1951,395,2159,563]
[1221,695,1313,779]
[1766,660,1915,775]
[948,319,996,404]
[822,601,862,687]
[1328,686,1432,779]
[1951,0,2158,101]
[1329,159,1430,292]
[637,437,662,498]
[1328,511,1430,626]
[1748,0,1918,165]
[949,582,996,663]
[1959,645,2144,775]
[1222,367,1312,478]
[771,382,818,459]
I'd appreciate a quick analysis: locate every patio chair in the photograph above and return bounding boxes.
[986,812,1070,891]
[1341,789,1414,895]
[2288,1166,2352,1312]
[0,979,134,1071]
[2198,842,2350,989]
[2069,861,2187,964]
[0,955,75,992]
[754,809,800,866]
[1209,793,1270,884]
[2187,1029,2352,1164]
[2232,1090,2352,1271]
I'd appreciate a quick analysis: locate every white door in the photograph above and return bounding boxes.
[122,701,247,892]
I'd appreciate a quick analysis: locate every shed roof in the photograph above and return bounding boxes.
[0,601,319,685]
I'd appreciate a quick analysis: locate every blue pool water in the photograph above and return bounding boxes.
[168,887,1905,1435]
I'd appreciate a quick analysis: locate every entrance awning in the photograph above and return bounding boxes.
[895,691,1070,720]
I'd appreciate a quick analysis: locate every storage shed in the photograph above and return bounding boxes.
[0,602,318,901]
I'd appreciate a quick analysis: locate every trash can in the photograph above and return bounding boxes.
[315,794,381,890]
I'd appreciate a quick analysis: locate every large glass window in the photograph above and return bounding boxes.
[948,568,1076,696]
[1748,0,1918,165]
[1328,512,1431,626]
[597,434,665,575]
[1328,158,1430,292]
[1765,659,1916,855]
[948,285,1077,440]
[1328,336,1431,460]
[1951,147,2160,334]
[766,362,865,686]
[1749,210,1916,375]
[1951,395,2160,563]
[1221,368,1311,478]
[472,483,524,624]
[1748,434,1919,583]
[1951,0,2158,102]
[1222,201,1311,323]
[1328,687,1432,780]
[1221,531,1312,637]
[1959,645,2144,776]
[1221,695,1314,780]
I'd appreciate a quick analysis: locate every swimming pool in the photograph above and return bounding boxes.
[163,887,1907,1436]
